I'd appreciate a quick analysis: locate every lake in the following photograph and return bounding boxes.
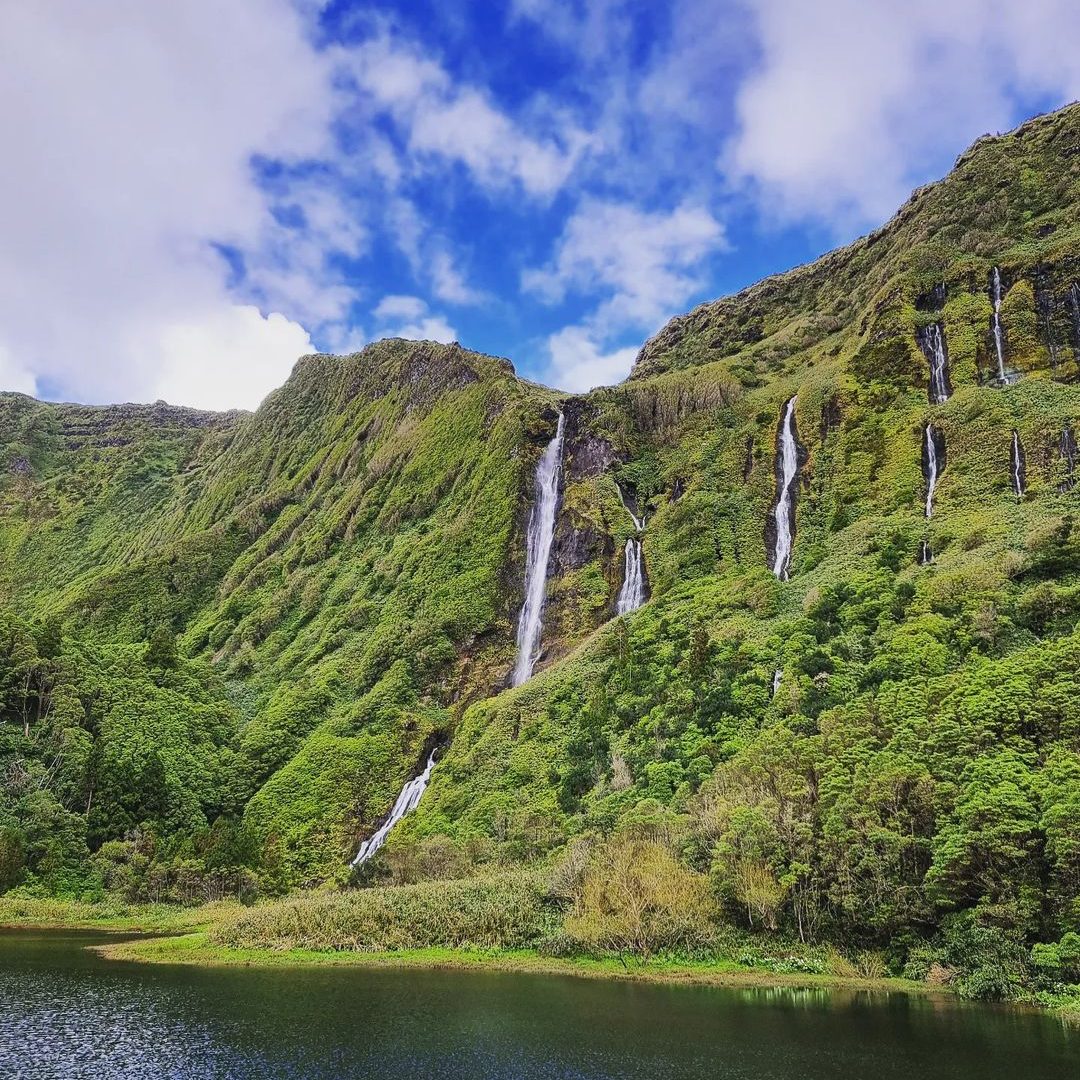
[0,929,1077,1078]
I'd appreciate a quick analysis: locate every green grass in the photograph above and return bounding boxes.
[0,895,240,933]
[92,932,929,997]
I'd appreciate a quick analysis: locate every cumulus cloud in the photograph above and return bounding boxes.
[525,199,725,331]
[543,327,639,393]
[151,306,314,411]
[344,33,589,198]
[372,295,456,344]
[727,0,1080,225]
[0,345,37,397]
[526,198,724,389]
[0,1,346,408]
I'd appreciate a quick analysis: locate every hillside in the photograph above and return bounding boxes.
[2,104,1080,995]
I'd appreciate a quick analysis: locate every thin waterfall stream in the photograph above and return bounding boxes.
[918,323,952,404]
[991,267,1013,384]
[924,425,940,519]
[1011,430,1027,497]
[352,749,437,867]
[770,396,800,580]
[615,484,647,615]
[512,414,565,686]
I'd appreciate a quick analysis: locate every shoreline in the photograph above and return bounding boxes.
[92,931,930,997]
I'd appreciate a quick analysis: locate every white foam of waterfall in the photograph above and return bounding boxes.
[772,669,783,697]
[919,540,933,565]
[1011,430,1025,497]
[771,396,799,580]
[924,425,939,519]
[924,323,951,404]
[616,539,646,615]
[352,749,437,867]
[991,267,1012,384]
[512,414,565,686]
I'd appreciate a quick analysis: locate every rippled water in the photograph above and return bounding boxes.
[1,930,1077,1079]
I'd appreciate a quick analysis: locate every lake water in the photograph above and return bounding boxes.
[0,929,1077,1079]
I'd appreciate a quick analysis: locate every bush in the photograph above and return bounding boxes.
[563,836,716,958]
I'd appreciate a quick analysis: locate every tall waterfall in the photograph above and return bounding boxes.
[924,425,940,519]
[917,323,951,404]
[512,414,565,686]
[616,540,647,615]
[1010,430,1027,497]
[770,396,800,580]
[1060,426,1077,492]
[615,484,647,615]
[990,267,1011,383]
[771,669,783,697]
[352,749,437,867]
[919,539,933,566]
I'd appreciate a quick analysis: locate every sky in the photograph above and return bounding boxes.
[2,1,1080,410]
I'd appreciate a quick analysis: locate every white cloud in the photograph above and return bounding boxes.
[372,296,456,344]
[543,326,638,392]
[374,295,429,321]
[150,306,314,411]
[430,250,485,306]
[726,0,1080,225]
[345,34,588,197]
[0,1,347,408]
[524,199,725,331]
[0,345,37,397]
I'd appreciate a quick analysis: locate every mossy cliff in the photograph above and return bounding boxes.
[2,104,1080,999]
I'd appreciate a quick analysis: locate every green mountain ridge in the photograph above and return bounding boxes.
[2,103,1080,991]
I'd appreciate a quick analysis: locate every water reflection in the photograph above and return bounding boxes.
[0,930,1077,1079]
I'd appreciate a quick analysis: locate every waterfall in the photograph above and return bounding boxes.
[919,539,933,565]
[512,413,565,686]
[770,396,800,580]
[1010,430,1026,497]
[352,750,437,867]
[616,539,646,614]
[990,267,1012,384]
[924,425,940,519]
[1060,426,1077,492]
[917,323,951,404]
[771,669,783,697]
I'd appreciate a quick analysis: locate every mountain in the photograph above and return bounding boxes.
[2,105,1079,986]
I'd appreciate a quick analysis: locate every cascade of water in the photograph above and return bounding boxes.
[772,669,783,697]
[1060,426,1077,492]
[991,267,1011,384]
[512,414,565,686]
[918,323,951,404]
[919,539,933,565]
[352,749,437,867]
[770,396,800,580]
[924,425,940,519]
[1011,430,1026,497]
[616,539,647,615]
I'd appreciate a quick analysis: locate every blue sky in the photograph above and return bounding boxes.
[2,1,1080,409]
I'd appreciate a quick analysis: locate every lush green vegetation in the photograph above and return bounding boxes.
[3,105,1080,1015]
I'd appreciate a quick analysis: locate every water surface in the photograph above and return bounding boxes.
[1,929,1076,1079]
